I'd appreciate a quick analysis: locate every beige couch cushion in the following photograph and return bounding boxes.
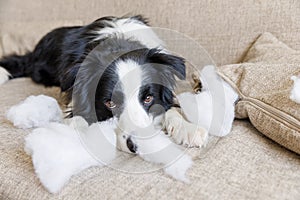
[1,79,300,199]
[243,32,300,63]
[219,33,300,154]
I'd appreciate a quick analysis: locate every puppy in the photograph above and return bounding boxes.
[0,15,207,153]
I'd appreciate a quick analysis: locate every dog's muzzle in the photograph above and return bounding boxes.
[126,136,137,153]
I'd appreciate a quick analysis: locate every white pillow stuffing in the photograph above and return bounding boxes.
[25,116,117,194]
[6,95,63,129]
[177,65,238,137]
[7,95,193,193]
[290,75,300,104]
[135,126,192,183]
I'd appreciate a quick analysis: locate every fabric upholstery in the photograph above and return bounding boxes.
[1,79,300,199]
[218,33,300,154]
[243,32,300,63]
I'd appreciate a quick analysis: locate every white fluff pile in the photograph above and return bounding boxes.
[7,95,192,193]
[25,121,93,194]
[24,116,117,193]
[177,65,238,137]
[134,126,193,183]
[6,95,63,129]
[290,75,300,104]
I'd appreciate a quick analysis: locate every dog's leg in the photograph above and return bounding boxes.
[163,107,208,147]
[0,54,32,85]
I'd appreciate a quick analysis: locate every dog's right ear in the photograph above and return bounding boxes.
[147,49,186,80]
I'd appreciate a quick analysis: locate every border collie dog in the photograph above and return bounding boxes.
[0,15,207,153]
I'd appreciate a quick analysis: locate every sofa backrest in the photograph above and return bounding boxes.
[0,0,299,66]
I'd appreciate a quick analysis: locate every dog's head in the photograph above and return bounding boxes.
[67,39,185,153]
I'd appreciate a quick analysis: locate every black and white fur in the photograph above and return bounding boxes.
[0,15,207,153]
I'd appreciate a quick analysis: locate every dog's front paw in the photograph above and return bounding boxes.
[166,119,208,148]
[164,109,208,148]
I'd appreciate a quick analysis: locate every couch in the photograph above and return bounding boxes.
[0,0,300,199]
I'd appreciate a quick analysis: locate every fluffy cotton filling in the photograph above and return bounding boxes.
[177,65,238,137]
[290,75,300,104]
[6,95,63,129]
[131,124,193,182]
[8,95,193,193]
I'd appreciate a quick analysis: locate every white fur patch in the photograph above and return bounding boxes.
[177,65,238,137]
[290,75,300,104]
[0,66,11,85]
[6,95,63,129]
[94,18,165,49]
[116,60,152,131]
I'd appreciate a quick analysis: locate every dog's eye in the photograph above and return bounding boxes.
[104,100,116,109]
[144,95,153,104]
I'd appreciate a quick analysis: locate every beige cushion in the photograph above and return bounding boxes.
[1,80,300,199]
[218,33,300,154]
[243,32,300,63]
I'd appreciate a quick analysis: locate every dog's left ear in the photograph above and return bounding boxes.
[147,49,186,80]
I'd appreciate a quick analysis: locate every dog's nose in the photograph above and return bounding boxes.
[126,136,137,153]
